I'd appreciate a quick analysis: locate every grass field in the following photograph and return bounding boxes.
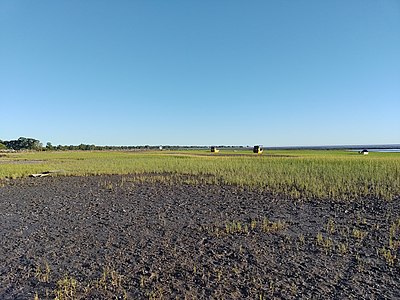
[1,149,399,200]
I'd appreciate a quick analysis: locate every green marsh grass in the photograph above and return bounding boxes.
[1,150,399,200]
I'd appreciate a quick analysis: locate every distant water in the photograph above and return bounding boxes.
[368,149,400,153]
[350,149,400,153]
[269,144,400,151]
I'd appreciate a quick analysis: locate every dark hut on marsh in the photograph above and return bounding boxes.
[359,149,369,155]
[210,146,219,153]
[253,145,263,154]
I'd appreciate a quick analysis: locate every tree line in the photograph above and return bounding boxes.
[0,137,42,150]
[1,137,240,151]
[0,137,160,151]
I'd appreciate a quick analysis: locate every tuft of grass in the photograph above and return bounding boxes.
[54,276,77,300]
[298,234,306,245]
[352,228,367,241]
[33,266,128,300]
[380,248,397,266]
[326,218,335,234]
[389,219,400,250]
[207,218,286,237]
[35,262,51,283]
[338,242,348,255]
[262,218,286,233]
[316,233,333,254]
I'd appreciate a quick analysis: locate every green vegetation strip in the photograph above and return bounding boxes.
[1,150,399,200]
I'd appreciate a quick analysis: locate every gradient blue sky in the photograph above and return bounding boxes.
[1,1,399,146]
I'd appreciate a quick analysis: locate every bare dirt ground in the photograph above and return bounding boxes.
[0,175,399,299]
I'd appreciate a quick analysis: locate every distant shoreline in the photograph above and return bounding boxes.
[265,144,400,151]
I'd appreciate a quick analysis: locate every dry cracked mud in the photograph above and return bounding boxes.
[0,174,399,299]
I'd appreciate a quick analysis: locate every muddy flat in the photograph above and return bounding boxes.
[0,175,399,299]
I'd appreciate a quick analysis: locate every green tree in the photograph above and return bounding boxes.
[46,142,54,150]
[4,137,42,150]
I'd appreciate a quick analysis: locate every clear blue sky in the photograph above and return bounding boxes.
[1,0,399,146]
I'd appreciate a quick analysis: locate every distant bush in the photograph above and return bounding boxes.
[1,137,42,150]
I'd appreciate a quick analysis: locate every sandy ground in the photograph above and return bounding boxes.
[0,174,399,299]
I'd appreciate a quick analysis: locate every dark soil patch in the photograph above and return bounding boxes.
[0,175,399,299]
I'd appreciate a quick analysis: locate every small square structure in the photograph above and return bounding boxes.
[253,145,263,154]
[211,146,219,153]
